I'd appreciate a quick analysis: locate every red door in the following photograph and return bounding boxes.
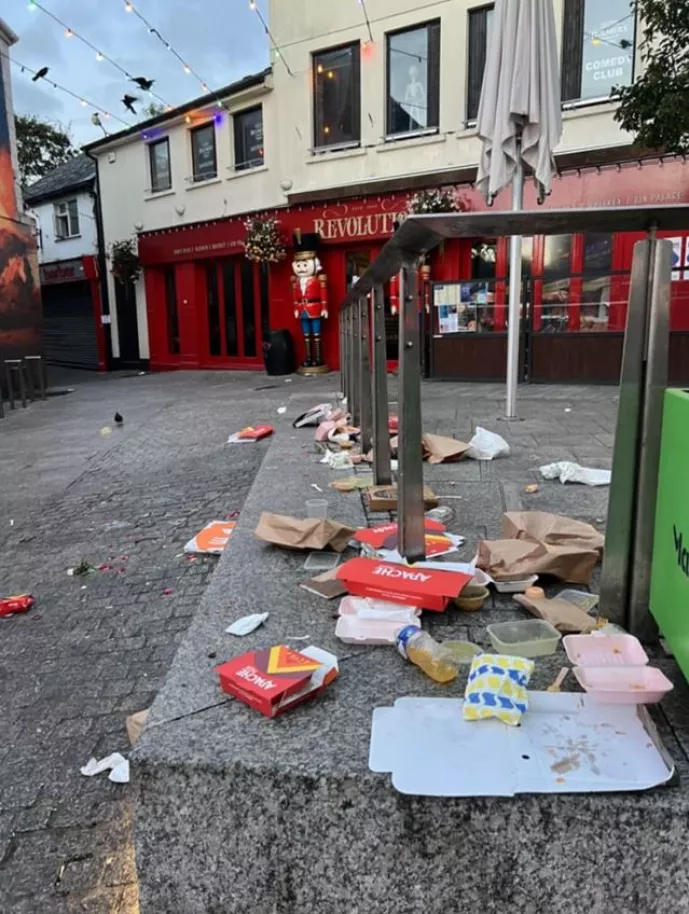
[202,256,262,368]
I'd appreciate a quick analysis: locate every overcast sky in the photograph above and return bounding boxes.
[6,0,270,145]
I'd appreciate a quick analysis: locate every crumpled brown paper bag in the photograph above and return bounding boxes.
[255,513,355,553]
[422,433,472,464]
[477,538,599,585]
[514,593,598,634]
[502,511,604,555]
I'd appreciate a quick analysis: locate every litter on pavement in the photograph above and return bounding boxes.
[466,427,510,460]
[184,521,237,555]
[80,753,130,784]
[226,613,270,637]
[0,594,35,618]
[540,461,612,486]
[227,425,274,443]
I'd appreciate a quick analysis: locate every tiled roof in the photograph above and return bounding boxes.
[24,154,96,204]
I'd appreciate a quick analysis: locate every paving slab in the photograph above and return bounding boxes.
[135,380,689,914]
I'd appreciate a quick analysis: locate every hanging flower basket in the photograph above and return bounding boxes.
[407,188,466,214]
[244,216,286,264]
[111,239,141,284]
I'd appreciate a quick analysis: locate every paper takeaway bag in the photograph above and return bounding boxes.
[255,513,355,553]
[514,593,598,634]
[502,511,604,555]
[477,538,599,584]
[422,433,472,464]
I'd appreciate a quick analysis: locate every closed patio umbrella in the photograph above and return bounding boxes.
[476,0,562,417]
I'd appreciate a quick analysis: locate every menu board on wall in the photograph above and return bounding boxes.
[434,282,494,334]
[192,124,217,181]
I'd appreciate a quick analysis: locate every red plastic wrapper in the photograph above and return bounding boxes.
[0,594,35,617]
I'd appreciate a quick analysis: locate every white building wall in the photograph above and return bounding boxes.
[267,0,635,198]
[26,190,98,264]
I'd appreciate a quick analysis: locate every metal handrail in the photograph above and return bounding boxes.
[337,204,689,632]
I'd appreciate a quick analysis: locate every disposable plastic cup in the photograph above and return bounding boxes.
[306,499,328,519]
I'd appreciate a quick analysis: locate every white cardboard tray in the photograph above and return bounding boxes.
[369,693,674,797]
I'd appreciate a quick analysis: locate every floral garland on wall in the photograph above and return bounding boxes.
[243,216,287,263]
[407,188,466,214]
[110,238,141,284]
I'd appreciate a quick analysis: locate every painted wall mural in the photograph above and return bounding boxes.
[0,58,41,363]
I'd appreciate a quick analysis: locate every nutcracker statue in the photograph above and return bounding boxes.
[291,232,329,374]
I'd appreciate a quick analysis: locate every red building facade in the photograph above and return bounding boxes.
[137,156,689,384]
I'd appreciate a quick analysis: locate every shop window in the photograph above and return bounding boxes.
[542,235,573,332]
[434,281,497,334]
[222,260,238,357]
[505,237,534,277]
[386,21,440,137]
[313,42,360,150]
[164,267,180,356]
[561,0,635,104]
[191,123,217,182]
[206,263,221,356]
[149,138,171,193]
[581,233,614,331]
[233,106,264,171]
[471,241,497,280]
[240,260,257,358]
[466,5,493,122]
[54,198,80,239]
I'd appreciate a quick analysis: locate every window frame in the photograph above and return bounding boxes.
[466,4,494,125]
[53,198,80,240]
[190,121,218,183]
[561,0,637,108]
[233,105,265,172]
[148,137,172,194]
[385,19,441,141]
[312,40,361,152]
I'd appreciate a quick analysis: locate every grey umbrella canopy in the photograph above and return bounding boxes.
[475,0,562,416]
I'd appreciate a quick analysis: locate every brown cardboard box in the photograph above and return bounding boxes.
[365,484,439,512]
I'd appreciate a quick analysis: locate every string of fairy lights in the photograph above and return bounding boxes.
[1,48,132,129]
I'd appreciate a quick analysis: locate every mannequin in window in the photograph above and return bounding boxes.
[402,64,427,131]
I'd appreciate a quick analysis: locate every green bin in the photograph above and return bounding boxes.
[650,388,689,681]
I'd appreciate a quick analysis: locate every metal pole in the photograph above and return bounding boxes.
[628,237,671,640]
[398,260,426,563]
[346,306,354,413]
[351,299,362,427]
[372,283,392,486]
[339,312,345,397]
[506,155,524,419]
[599,235,672,641]
[359,295,373,454]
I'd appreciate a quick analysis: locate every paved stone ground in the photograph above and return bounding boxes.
[0,371,619,913]
[0,369,297,914]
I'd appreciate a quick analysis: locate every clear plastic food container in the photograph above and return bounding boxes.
[486,619,562,658]
[493,575,538,594]
[573,666,674,704]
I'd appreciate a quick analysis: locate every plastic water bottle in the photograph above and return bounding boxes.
[397,625,459,684]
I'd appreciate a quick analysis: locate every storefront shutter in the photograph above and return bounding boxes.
[561,0,585,102]
[42,281,99,370]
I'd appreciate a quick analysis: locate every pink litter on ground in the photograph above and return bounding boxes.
[162,588,174,595]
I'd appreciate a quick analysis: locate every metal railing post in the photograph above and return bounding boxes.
[359,294,373,454]
[599,236,671,640]
[351,298,362,427]
[347,305,355,418]
[339,312,346,397]
[398,260,426,563]
[372,283,392,486]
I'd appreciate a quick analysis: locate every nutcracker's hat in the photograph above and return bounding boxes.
[293,231,321,261]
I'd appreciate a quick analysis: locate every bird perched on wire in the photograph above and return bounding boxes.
[131,76,155,92]
[32,66,49,82]
[122,94,139,115]
[114,412,123,426]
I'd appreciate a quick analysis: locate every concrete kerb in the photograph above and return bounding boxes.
[133,401,689,914]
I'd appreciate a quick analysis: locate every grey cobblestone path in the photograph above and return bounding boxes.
[0,370,292,914]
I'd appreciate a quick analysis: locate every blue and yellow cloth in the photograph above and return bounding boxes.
[463,653,535,726]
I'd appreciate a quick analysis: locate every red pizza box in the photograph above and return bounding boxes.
[354,519,446,550]
[216,644,338,718]
[337,557,473,612]
[237,425,274,441]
